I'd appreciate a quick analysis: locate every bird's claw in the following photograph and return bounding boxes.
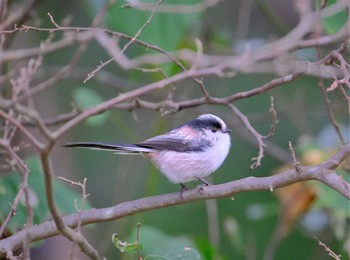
[179,183,188,199]
[195,177,211,194]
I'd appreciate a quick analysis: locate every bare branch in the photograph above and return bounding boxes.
[84,0,163,82]
[0,0,40,31]
[0,143,349,258]
[40,152,101,260]
[228,103,274,170]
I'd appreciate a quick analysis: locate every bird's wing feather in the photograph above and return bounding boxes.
[137,134,210,152]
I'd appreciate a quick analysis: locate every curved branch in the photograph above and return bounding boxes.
[0,143,349,258]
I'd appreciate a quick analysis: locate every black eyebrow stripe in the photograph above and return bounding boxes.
[186,118,222,130]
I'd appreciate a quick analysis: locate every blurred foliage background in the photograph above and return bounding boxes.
[1,0,349,259]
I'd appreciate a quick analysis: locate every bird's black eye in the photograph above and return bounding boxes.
[210,122,221,133]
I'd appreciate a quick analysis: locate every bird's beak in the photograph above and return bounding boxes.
[223,128,232,133]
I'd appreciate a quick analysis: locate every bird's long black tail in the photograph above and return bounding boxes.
[63,142,154,154]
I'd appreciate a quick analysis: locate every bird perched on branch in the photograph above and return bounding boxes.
[64,114,231,191]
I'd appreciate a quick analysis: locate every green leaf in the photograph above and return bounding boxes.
[0,156,92,234]
[0,175,28,232]
[106,0,202,52]
[144,247,201,259]
[315,172,350,219]
[144,256,168,260]
[128,225,201,258]
[112,233,143,252]
[73,87,108,127]
[322,0,347,35]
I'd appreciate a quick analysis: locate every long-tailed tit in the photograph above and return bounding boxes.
[64,114,231,190]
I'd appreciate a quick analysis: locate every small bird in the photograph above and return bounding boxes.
[64,114,231,190]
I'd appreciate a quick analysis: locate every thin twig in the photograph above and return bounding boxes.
[84,0,163,82]
[314,236,341,260]
[40,152,101,260]
[0,139,32,258]
[0,109,43,150]
[57,176,90,259]
[136,223,142,260]
[228,103,266,169]
[264,96,278,139]
[314,6,348,145]
[228,101,278,170]
[288,141,301,171]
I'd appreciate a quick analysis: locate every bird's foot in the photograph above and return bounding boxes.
[179,183,188,199]
[195,177,211,194]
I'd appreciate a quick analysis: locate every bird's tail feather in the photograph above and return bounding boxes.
[63,142,154,154]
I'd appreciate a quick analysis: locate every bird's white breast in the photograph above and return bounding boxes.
[149,133,231,183]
